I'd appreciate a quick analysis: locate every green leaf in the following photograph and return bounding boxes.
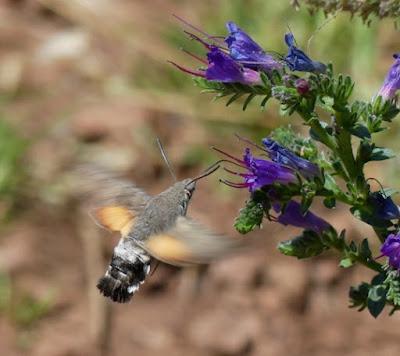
[349,282,370,311]
[234,198,264,234]
[359,238,372,259]
[242,93,256,111]
[323,196,336,209]
[318,95,335,113]
[367,285,387,318]
[382,188,399,197]
[260,94,271,110]
[340,257,354,268]
[226,93,244,107]
[370,147,395,161]
[350,124,371,139]
[260,72,270,87]
[323,174,341,195]
[278,230,327,259]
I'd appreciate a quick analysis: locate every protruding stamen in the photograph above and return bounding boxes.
[173,14,226,46]
[184,30,212,49]
[181,48,208,64]
[167,61,205,77]
[223,167,248,177]
[234,133,266,152]
[212,158,247,169]
[212,146,246,165]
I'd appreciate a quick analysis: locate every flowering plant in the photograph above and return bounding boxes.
[170,17,400,317]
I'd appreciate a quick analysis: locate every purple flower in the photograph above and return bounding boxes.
[284,33,326,73]
[169,47,261,86]
[378,53,400,101]
[369,192,400,220]
[214,147,297,192]
[274,200,330,233]
[262,138,320,179]
[380,233,400,270]
[206,47,261,85]
[225,21,282,72]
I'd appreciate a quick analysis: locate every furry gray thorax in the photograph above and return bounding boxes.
[127,179,195,241]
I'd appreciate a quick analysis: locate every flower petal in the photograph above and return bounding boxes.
[284,33,326,73]
[378,53,400,101]
[206,47,261,85]
[225,21,281,71]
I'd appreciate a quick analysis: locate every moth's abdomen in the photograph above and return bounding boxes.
[97,253,151,303]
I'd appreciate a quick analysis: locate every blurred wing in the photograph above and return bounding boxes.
[136,216,241,266]
[75,164,151,236]
[92,205,136,236]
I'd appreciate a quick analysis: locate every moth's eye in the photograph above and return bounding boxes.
[184,189,192,199]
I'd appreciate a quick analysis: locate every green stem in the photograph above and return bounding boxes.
[298,112,336,150]
[334,111,360,181]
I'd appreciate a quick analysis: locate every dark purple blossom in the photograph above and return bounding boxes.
[262,138,320,179]
[378,53,400,101]
[225,21,282,71]
[369,192,400,220]
[274,200,330,233]
[284,33,326,73]
[380,233,400,270]
[169,47,261,85]
[206,47,261,85]
[214,147,297,192]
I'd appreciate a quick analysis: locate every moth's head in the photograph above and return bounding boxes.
[183,178,196,197]
[174,162,222,205]
[170,179,196,205]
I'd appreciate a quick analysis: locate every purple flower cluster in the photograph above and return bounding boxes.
[215,136,319,192]
[172,17,398,105]
[171,17,326,85]
[381,233,400,270]
[214,138,330,233]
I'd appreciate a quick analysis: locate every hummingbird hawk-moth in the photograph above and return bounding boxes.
[80,143,239,303]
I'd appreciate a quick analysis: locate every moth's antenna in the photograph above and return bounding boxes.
[156,138,177,182]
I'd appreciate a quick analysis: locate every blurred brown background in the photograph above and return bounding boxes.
[0,1,399,355]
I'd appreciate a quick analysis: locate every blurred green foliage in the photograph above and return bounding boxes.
[0,119,26,221]
[295,0,400,24]
[0,272,53,329]
[13,294,53,328]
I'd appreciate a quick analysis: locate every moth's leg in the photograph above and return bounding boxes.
[78,205,112,355]
[177,265,208,302]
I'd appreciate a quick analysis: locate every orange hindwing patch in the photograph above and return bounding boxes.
[146,234,191,263]
[93,206,135,236]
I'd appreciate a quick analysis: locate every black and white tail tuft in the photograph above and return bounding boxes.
[97,254,151,303]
